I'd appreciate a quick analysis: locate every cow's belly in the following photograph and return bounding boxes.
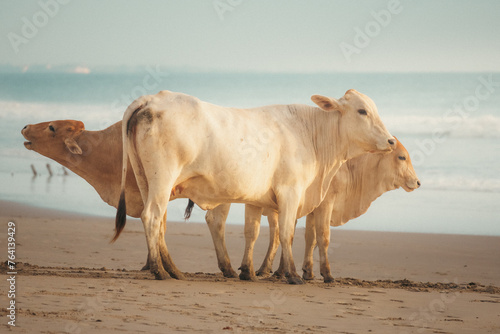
[173,175,278,211]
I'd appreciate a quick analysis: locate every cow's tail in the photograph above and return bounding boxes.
[111,101,144,243]
[184,199,195,220]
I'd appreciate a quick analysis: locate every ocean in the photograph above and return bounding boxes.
[1,71,499,236]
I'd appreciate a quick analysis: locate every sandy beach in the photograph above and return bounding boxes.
[1,199,499,333]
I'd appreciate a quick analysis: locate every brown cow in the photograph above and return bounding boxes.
[21,120,185,279]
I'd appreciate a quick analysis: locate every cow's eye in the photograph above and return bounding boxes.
[358,109,367,116]
[398,156,406,161]
[49,125,55,132]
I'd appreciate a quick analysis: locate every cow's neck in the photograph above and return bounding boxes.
[360,155,396,203]
[294,108,359,214]
[311,109,368,172]
[343,155,395,221]
[60,122,123,205]
[310,109,343,169]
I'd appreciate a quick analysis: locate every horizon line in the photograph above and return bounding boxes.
[0,63,499,75]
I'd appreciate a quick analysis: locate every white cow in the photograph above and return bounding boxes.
[203,138,420,282]
[301,137,420,282]
[115,89,394,284]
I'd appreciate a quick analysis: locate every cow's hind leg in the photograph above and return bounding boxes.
[141,182,174,280]
[273,219,298,279]
[158,213,185,279]
[206,204,238,278]
[141,253,150,271]
[239,204,263,281]
[141,215,166,271]
[141,203,183,279]
[277,189,303,285]
[141,208,168,279]
[273,252,285,278]
[256,211,280,277]
[302,213,316,280]
[314,202,335,283]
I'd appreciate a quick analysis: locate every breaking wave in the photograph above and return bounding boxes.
[1,100,500,138]
[384,114,500,138]
[420,175,500,193]
[0,100,125,129]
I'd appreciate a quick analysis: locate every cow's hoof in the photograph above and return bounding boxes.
[302,271,314,280]
[239,271,257,281]
[141,263,150,271]
[153,268,169,280]
[272,270,285,278]
[222,268,239,278]
[323,275,334,283]
[256,269,272,277]
[169,271,185,280]
[287,276,305,285]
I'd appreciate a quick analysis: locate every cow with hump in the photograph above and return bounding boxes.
[300,137,420,282]
[115,89,395,284]
[202,138,420,282]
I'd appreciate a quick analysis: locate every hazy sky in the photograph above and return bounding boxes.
[1,0,499,72]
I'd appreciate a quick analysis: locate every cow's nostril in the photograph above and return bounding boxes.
[388,139,395,146]
[23,125,27,130]
[417,181,421,187]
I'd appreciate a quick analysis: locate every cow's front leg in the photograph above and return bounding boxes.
[277,190,303,285]
[206,204,238,278]
[238,204,263,281]
[302,213,316,280]
[256,211,280,277]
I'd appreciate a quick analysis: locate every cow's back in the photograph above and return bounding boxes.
[130,92,320,210]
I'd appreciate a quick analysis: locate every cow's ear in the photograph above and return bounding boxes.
[392,136,399,148]
[311,95,343,113]
[64,138,83,155]
[343,89,358,100]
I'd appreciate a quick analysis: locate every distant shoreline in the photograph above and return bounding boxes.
[0,198,113,220]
